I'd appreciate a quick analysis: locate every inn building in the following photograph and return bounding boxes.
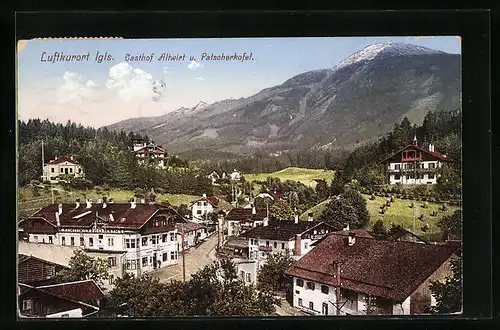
[18,199,184,278]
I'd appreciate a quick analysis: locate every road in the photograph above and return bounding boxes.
[150,232,219,282]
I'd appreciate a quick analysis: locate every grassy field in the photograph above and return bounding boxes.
[244,167,336,188]
[18,186,201,218]
[299,194,460,241]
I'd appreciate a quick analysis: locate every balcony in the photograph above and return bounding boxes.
[259,246,273,252]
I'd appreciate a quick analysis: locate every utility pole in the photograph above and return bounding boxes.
[51,188,55,204]
[41,140,44,181]
[181,225,186,282]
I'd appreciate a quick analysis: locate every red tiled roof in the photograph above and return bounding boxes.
[37,280,104,303]
[225,208,268,222]
[285,234,458,302]
[48,156,80,165]
[311,229,374,246]
[240,219,333,241]
[134,144,166,154]
[176,222,206,233]
[192,196,219,206]
[25,203,163,230]
[381,144,454,163]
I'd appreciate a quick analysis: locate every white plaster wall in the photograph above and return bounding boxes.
[46,308,83,318]
[292,277,337,315]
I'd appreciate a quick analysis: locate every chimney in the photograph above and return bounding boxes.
[102,201,107,209]
[58,203,63,215]
[54,156,58,160]
[263,217,269,227]
[86,199,92,208]
[75,199,80,209]
[347,232,356,246]
[55,212,60,227]
[252,204,256,215]
[109,212,114,222]
[294,234,302,256]
[343,223,350,231]
[202,193,207,198]
[294,214,299,224]
[70,155,74,160]
[413,135,418,146]
[130,200,137,209]
[307,213,313,222]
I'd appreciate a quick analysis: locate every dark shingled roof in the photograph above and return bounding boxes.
[386,228,429,244]
[225,207,268,222]
[312,229,373,246]
[25,203,164,229]
[239,219,333,241]
[285,234,458,302]
[37,280,104,303]
[47,156,80,165]
[176,221,206,233]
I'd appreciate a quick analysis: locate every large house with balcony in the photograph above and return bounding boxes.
[133,139,168,168]
[239,215,336,260]
[18,200,184,279]
[224,205,268,237]
[382,138,455,185]
[42,156,85,183]
[284,231,459,316]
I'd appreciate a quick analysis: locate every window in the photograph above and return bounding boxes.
[408,173,415,179]
[142,237,148,246]
[322,302,328,315]
[61,314,70,318]
[60,168,63,173]
[108,275,114,286]
[304,242,309,250]
[151,236,158,245]
[197,210,202,214]
[49,236,53,244]
[163,253,168,262]
[306,282,315,290]
[197,202,201,206]
[78,168,81,174]
[80,237,84,246]
[33,236,38,243]
[296,279,304,287]
[321,285,329,294]
[266,241,269,247]
[42,238,45,243]
[429,163,436,169]
[170,233,175,241]
[142,257,148,267]
[273,242,277,248]
[70,168,73,173]
[281,243,285,249]
[89,237,94,247]
[70,237,75,246]
[309,302,314,310]
[131,260,137,270]
[22,299,32,311]
[428,173,435,179]
[108,257,116,267]
[108,237,114,247]
[395,174,401,180]
[298,298,303,307]
[61,237,65,245]
[246,273,251,282]
[98,234,104,240]
[171,251,175,260]
[162,234,168,243]
[126,260,131,270]
[240,271,245,280]
[125,238,136,249]
[395,164,401,170]
[51,168,55,173]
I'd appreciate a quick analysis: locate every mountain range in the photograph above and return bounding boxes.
[106,43,461,157]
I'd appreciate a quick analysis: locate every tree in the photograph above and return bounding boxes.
[57,250,110,287]
[330,171,346,197]
[428,253,462,314]
[342,188,370,229]
[315,179,329,201]
[372,220,387,237]
[257,253,294,292]
[437,209,462,240]
[318,198,359,230]
[269,200,294,220]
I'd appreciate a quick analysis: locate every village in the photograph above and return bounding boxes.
[17,132,462,318]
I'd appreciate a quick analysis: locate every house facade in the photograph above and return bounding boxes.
[42,156,84,183]
[382,139,455,185]
[176,222,208,250]
[133,139,168,168]
[230,169,241,181]
[239,216,336,260]
[19,201,182,279]
[224,205,268,237]
[285,232,459,315]
[189,194,218,222]
[18,254,69,286]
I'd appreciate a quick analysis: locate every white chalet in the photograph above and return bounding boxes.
[230,169,241,181]
[382,138,456,185]
[42,156,84,183]
[19,200,183,278]
[189,194,219,222]
[133,139,167,168]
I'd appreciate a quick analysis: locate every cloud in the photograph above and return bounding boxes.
[188,60,202,71]
[57,71,101,104]
[105,62,155,102]
[196,76,205,81]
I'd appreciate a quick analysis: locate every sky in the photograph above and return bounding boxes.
[17,36,461,128]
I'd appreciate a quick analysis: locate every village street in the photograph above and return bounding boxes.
[151,232,219,282]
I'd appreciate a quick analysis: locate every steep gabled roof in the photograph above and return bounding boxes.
[380,144,454,164]
[176,221,206,233]
[225,207,268,222]
[36,279,104,303]
[285,234,458,302]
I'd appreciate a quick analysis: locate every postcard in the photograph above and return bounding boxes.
[16,36,462,318]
